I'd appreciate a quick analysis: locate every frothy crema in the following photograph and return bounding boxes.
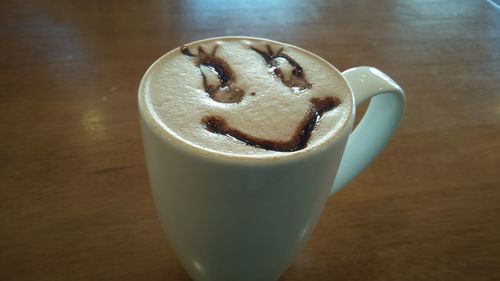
[139,37,353,158]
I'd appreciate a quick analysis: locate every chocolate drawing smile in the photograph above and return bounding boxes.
[181,43,342,152]
[202,96,340,152]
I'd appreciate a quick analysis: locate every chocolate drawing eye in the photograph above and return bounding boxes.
[251,44,312,91]
[180,45,245,103]
[199,65,221,94]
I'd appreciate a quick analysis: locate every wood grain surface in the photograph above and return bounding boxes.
[1,0,499,280]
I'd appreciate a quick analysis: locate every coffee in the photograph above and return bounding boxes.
[139,37,352,157]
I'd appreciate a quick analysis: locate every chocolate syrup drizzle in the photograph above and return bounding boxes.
[180,45,245,103]
[180,43,341,152]
[250,44,312,90]
[202,96,341,152]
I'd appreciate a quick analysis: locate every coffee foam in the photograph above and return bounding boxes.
[140,37,352,157]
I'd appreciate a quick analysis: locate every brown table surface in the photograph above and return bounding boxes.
[1,0,499,280]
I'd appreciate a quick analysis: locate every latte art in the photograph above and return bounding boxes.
[139,37,352,157]
[180,43,341,152]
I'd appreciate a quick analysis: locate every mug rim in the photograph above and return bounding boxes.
[138,36,355,166]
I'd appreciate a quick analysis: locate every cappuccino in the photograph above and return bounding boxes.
[139,37,352,157]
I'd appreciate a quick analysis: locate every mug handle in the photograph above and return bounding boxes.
[331,67,406,195]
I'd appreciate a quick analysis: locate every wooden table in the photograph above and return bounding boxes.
[1,0,499,280]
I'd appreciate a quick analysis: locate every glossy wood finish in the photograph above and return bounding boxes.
[1,1,499,280]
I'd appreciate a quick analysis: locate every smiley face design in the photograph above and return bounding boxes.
[180,42,342,152]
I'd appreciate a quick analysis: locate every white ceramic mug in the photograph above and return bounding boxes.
[139,37,405,281]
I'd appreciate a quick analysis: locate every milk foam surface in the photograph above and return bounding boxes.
[140,37,352,157]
